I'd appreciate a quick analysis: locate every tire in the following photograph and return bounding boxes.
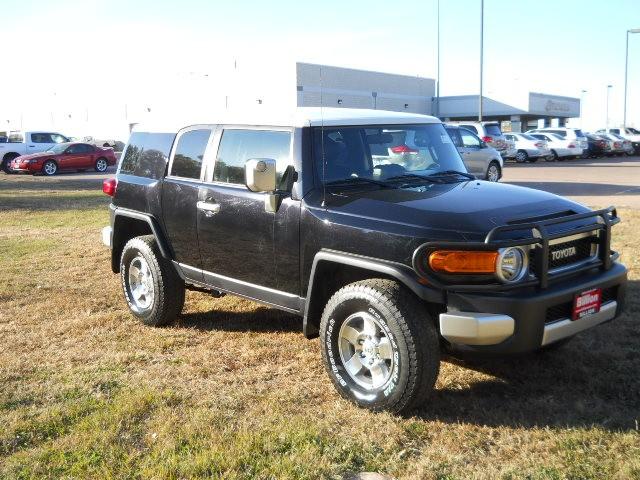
[319,279,440,413]
[95,157,108,172]
[549,150,559,162]
[2,154,19,174]
[120,235,185,327]
[42,160,58,176]
[514,150,528,163]
[486,161,501,182]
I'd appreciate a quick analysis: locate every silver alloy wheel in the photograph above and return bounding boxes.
[515,151,528,163]
[44,161,57,175]
[338,311,395,389]
[127,255,155,313]
[96,158,107,172]
[487,163,500,182]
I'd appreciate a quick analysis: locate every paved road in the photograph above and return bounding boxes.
[502,156,640,209]
[2,158,639,208]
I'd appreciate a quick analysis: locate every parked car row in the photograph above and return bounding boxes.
[0,129,121,175]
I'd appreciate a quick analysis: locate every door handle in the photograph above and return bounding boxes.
[196,201,221,217]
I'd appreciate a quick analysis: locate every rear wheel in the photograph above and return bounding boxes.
[95,157,108,172]
[319,279,440,413]
[42,160,58,176]
[120,235,185,326]
[486,161,501,182]
[547,150,559,162]
[514,150,528,163]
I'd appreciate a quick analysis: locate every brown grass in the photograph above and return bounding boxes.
[0,173,639,479]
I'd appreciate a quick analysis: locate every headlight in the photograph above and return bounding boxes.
[496,247,527,283]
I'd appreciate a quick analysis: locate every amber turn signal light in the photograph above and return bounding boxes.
[428,250,498,274]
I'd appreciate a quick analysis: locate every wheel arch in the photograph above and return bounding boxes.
[111,209,173,273]
[302,250,444,339]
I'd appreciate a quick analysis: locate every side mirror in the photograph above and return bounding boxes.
[479,141,488,148]
[245,158,277,193]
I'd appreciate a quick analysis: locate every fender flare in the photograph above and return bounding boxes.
[302,250,444,338]
[111,208,173,271]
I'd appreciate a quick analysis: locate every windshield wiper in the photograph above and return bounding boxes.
[386,173,445,185]
[325,177,395,189]
[426,170,476,180]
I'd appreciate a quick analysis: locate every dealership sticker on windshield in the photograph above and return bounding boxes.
[572,288,601,320]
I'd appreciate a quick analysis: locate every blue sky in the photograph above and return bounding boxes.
[2,0,640,136]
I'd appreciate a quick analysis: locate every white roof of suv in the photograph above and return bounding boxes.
[134,108,441,133]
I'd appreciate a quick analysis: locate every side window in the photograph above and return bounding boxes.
[120,132,176,179]
[460,129,480,147]
[31,133,54,143]
[460,125,478,134]
[65,145,77,154]
[169,129,212,179]
[214,129,292,186]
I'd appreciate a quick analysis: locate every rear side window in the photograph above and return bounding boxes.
[214,129,291,185]
[445,128,462,147]
[8,132,24,143]
[120,132,175,179]
[574,129,585,137]
[484,124,502,136]
[169,129,211,179]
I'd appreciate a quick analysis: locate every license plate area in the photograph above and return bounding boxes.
[572,288,601,320]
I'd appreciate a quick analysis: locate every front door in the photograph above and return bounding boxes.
[161,127,214,277]
[459,128,485,176]
[197,126,297,307]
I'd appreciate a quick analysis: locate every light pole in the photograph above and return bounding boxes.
[624,28,640,128]
[606,84,613,131]
[580,89,587,128]
[435,0,440,118]
[479,0,484,121]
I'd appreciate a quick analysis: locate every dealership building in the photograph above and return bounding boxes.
[291,63,580,132]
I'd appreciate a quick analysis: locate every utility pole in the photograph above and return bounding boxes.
[606,84,613,131]
[624,28,640,128]
[479,0,484,121]
[436,0,440,118]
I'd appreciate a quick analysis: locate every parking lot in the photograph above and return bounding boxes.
[503,156,640,208]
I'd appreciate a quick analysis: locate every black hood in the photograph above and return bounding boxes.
[316,180,590,240]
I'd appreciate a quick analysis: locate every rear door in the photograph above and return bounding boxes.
[161,126,215,278]
[197,126,299,308]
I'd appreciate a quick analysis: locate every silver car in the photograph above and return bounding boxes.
[504,132,551,163]
[445,125,503,181]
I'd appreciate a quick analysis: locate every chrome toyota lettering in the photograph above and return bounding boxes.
[551,246,577,260]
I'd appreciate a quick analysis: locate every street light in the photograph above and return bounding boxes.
[435,0,440,118]
[624,28,640,128]
[479,0,484,121]
[606,84,613,131]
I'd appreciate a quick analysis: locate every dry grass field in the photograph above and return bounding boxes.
[0,174,639,479]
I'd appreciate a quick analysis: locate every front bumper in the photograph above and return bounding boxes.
[441,261,627,354]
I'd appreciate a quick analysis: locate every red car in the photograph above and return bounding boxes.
[10,142,117,175]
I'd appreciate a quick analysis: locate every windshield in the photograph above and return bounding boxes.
[484,124,502,136]
[313,124,467,185]
[47,144,69,154]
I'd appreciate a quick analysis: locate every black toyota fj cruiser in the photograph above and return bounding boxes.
[102,109,627,413]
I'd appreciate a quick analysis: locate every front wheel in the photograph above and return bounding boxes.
[486,161,501,182]
[319,279,440,413]
[120,235,185,326]
[42,160,58,176]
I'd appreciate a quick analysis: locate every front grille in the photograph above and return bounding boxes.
[545,286,618,324]
[530,235,596,276]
